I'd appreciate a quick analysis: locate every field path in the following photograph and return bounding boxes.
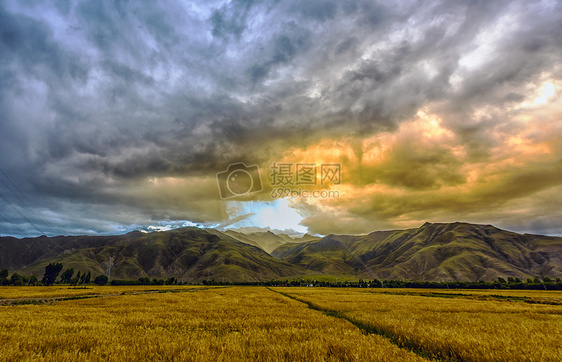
[272,287,562,361]
[268,287,435,361]
[0,286,425,361]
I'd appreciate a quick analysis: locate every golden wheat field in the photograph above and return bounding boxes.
[0,285,198,300]
[0,286,560,361]
[274,287,562,361]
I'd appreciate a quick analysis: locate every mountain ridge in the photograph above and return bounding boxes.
[1,222,561,282]
[0,227,304,282]
[271,222,562,281]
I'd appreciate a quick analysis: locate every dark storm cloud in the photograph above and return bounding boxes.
[210,0,257,39]
[0,0,561,237]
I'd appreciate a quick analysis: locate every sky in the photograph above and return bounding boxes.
[0,0,561,238]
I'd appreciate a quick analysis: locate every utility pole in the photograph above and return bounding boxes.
[106,256,114,281]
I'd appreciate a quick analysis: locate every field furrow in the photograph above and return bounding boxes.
[0,286,423,361]
[276,287,562,361]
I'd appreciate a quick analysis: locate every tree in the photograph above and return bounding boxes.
[497,277,507,284]
[60,268,74,284]
[85,271,91,284]
[70,271,82,286]
[79,272,87,284]
[29,275,39,286]
[10,273,24,286]
[42,263,63,286]
[94,275,109,285]
[0,269,7,286]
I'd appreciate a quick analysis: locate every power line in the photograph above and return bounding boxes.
[0,214,31,238]
[0,189,46,235]
[0,181,76,262]
[0,190,75,260]
[0,169,98,273]
[0,179,53,234]
[0,169,61,235]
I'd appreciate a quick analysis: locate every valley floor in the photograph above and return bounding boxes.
[0,286,561,361]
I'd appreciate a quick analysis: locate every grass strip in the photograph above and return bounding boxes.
[379,291,562,305]
[0,286,228,306]
[268,287,446,361]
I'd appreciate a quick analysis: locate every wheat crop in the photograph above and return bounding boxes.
[278,287,562,361]
[0,286,422,361]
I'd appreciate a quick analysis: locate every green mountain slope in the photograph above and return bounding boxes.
[271,222,562,282]
[1,228,305,282]
[206,229,318,254]
[2,222,561,282]
[223,230,289,253]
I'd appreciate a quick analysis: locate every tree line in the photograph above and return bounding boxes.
[265,277,562,290]
[2,266,561,289]
[0,264,176,286]
[201,277,562,290]
[0,263,108,286]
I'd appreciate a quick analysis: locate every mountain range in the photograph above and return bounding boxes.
[1,222,561,282]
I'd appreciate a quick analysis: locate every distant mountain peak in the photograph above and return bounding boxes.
[2,222,560,282]
[1,227,304,282]
[272,222,562,282]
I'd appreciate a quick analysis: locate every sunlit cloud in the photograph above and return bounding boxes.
[0,0,561,237]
